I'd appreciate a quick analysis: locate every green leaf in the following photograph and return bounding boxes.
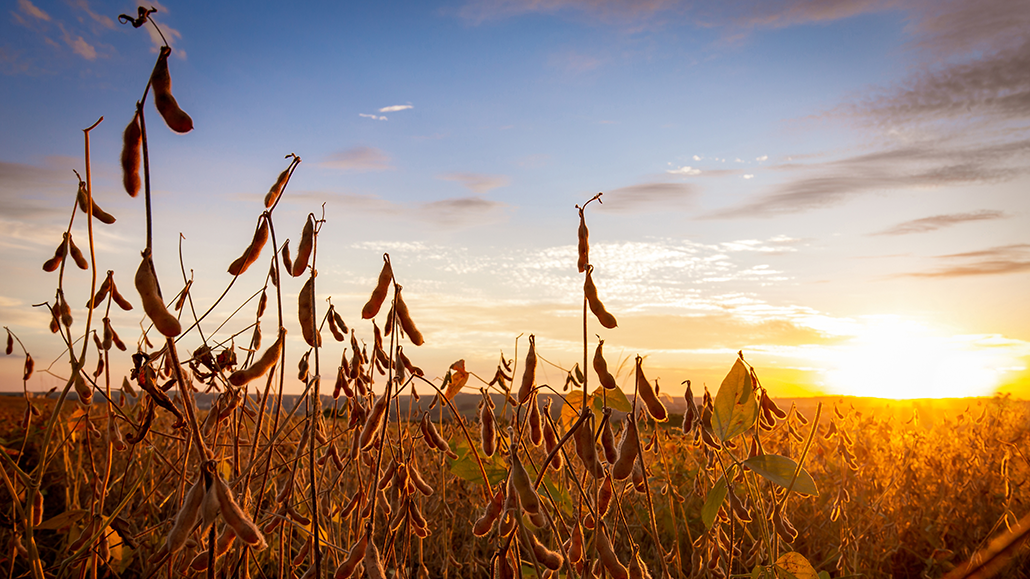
[448,434,508,485]
[591,385,632,413]
[744,454,819,497]
[712,358,758,442]
[775,552,819,579]
[701,477,728,529]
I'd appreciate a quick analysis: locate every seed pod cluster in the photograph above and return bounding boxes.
[634,356,667,422]
[75,180,116,224]
[362,255,394,319]
[42,234,68,272]
[291,215,314,277]
[228,329,284,386]
[584,266,617,329]
[328,305,347,341]
[135,250,181,338]
[518,334,536,404]
[150,46,193,133]
[228,217,269,276]
[419,413,457,458]
[121,112,142,196]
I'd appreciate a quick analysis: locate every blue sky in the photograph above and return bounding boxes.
[3,0,1030,399]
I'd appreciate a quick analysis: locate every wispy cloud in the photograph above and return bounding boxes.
[17,0,50,21]
[907,244,1030,278]
[872,210,1008,236]
[666,165,700,176]
[709,139,1030,218]
[596,182,697,213]
[359,113,387,121]
[320,147,394,172]
[422,196,507,226]
[438,172,510,194]
[379,104,413,113]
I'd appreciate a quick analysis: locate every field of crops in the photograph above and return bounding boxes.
[3,11,1030,579]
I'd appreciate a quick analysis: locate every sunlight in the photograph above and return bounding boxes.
[820,316,1013,399]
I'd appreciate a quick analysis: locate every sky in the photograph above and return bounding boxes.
[2,0,1029,400]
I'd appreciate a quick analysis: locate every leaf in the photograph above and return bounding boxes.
[36,509,88,531]
[712,358,758,442]
[562,390,588,431]
[447,433,507,485]
[443,360,468,401]
[744,454,819,497]
[591,386,632,414]
[775,552,820,579]
[701,477,727,529]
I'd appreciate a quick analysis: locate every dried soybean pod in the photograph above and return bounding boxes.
[394,287,424,346]
[42,235,68,272]
[584,266,617,329]
[213,475,266,549]
[110,279,133,311]
[228,329,284,386]
[518,334,536,404]
[594,339,619,390]
[596,523,629,579]
[480,398,497,457]
[68,234,88,270]
[529,532,564,571]
[567,521,584,563]
[612,416,638,481]
[364,541,386,579]
[76,181,116,224]
[361,255,394,319]
[87,275,112,308]
[121,112,142,197]
[408,462,434,496]
[575,410,605,478]
[597,473,613,518]
[577,206,589,273]
[510,449,542,518]
[264,168,289,208]
[281,239,294,274]
[334,534,368,579]
[30,488,43,526]
[542,411,563,470]
[298,276,321,348]
[74,371,92,404]
[23,354,34,381]
[5,330,12,355]
[601,417,618,464]
[634,356,667,422]
[135,250,181,338]
[150,46,193,133]
[628,551,653,579]
[359,393,388,450]
[291,215,314,277]
[228,217,269,276]
[166,475,205,553]
[528,394,543,446]
[473,487,505,537]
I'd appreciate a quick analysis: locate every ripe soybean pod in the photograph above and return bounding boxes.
[134,249,181,338]
[228,328,284,387]
[518,334,536,404]
[584,266,617,329]
[634,356,667,422]
[149,46,193,133]
[228,215,269,276]
[291,215,314,277]
[298,276,321,348]
[121,112,141,197]
[594,339,619,390]
[362,254,394,319]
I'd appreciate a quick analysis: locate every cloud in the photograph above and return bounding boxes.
[709,138,1030,218]
[0,159,76,221]
[596,182,697,213]
[907,244,1030,278]
[359,113,388,121]
[60,26,97,60]
[321,147,393,172]
[756,155,768,162]
[438,172,511,194]
[742,174,754,179]
[853,37,1030,126]
[17,0,50,21]
[667,165,700,176]
[69,0,115,29]
[872,210,1008,235]
[421,196,507,226]
[378,105,413,113]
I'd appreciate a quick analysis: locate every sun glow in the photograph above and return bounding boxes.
[820,317,1015,399]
